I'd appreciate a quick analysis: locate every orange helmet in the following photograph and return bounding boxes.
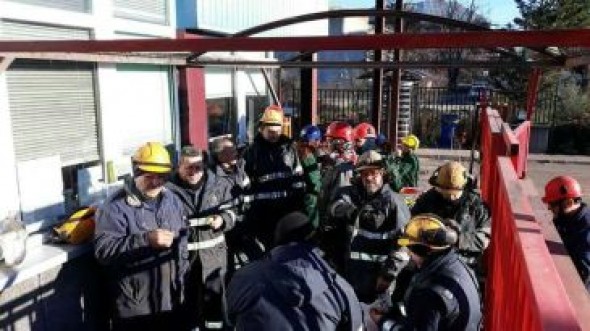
[326,121,353,142]
[353,122,377,140]
[542,176,582,204]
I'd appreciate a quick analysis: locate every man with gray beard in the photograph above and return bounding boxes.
[328,151,411,303]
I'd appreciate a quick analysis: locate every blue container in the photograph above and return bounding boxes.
[439,114,460,148]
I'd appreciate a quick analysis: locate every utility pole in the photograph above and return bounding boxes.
[371,0,385,132]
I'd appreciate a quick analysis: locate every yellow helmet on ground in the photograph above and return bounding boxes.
[260,105,284,126]
[53,207,96,245]
[431,161,468,191]
[132,142,172,174]
[401,134,420,150]
[398,214,456,249]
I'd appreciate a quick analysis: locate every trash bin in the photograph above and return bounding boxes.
[439,114,460,148]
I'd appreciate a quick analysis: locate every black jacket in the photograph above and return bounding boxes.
[227,242,364,331]
[381,249,482,331]
[166,170,236,279]
[554,203,590,291]
[411,189,491,268]
[329,183,411,302]
[243,133,306,247]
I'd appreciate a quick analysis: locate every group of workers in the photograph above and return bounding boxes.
[93,104,589,331]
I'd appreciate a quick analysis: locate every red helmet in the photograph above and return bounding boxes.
[326,122,353,142]
[542,176,582,204]
[353,122,377,140]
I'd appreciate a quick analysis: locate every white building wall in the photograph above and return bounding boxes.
[0,69,20,219]
[0,0,178,220]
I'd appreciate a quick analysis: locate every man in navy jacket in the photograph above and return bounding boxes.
[94,142,188,331]
[227,212,364,331]
[543,176,590,291]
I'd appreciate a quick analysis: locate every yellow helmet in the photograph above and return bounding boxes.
[398,214,455,249]
[431,161,467,190]
[132,142,172,174]
[53,207,96,245]
[260,105,284,126]
[401,134,420,150]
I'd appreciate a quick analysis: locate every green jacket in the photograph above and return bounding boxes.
[385,152,420,192]
[301,153,322,228]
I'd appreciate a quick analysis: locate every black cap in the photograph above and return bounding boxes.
[274,212,315,246]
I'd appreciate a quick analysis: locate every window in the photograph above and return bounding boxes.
[246,95,268,142]
[207,97,234,139]
[114,0,169,25]
[5,0,91,13]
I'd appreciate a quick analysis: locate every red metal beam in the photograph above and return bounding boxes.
[1,29,590,53]
[526,68,542,121]
[177,32,208,149]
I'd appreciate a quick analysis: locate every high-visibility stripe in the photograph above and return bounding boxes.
[187,235,225,251]
[349,251,388,262]
[258,171,293,183]
[255,191,288,200]
[204,321,224,329]
[292,181,305,189]
[188,217,209,227]
[354,229,396,240]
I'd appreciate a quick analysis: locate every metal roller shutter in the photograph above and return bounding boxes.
[1,21,99,166]
[4,0,91,13]
[6,61,100,166]
[114,0,169,25]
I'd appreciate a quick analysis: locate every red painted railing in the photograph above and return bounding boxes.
[480,107,590,330]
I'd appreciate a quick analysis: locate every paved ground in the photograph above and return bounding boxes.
[415,148,590,201]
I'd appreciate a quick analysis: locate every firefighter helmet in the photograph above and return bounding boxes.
[260,105,284,126]
[542,176,583,204]
[326,121,353,142]
[300,124,322,142]
[356,150,384,171]
[132,142,172,174]
[401,134,420,150]
[430,161,468,191]
[53,207,97,245]
[398,214,456,249]
[353,122,377,140]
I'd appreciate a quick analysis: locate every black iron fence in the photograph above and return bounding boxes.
[283,86,558,148]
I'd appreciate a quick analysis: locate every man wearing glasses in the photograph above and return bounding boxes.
[168,145,237,330]
[328,150,410,303]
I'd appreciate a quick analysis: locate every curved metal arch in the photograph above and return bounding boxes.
[188,9,559,62]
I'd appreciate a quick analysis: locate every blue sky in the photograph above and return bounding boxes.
[329,0,520,27]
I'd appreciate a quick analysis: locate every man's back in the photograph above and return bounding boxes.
[227,242,364,331]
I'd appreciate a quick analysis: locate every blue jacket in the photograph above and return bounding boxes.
[554,203,590,291]
[94,183,188,318]
[227,242,364,331]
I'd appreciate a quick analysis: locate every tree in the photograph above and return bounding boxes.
[514,0,590,29]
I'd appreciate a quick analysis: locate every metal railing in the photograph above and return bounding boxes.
[283,86,558,143]
[480,107,590,330]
